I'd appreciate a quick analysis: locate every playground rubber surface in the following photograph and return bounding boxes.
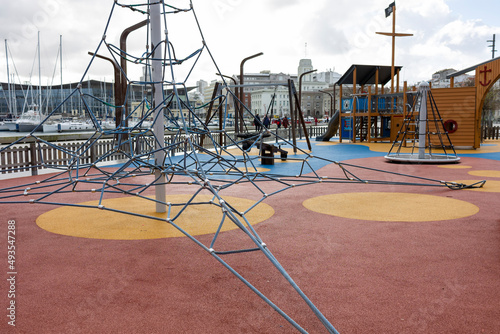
[1,138,499,333]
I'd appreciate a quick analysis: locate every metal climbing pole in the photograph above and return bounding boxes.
[418,82,429,159]
[151,1,166,213]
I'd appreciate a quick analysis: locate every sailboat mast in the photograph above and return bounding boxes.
[5,39,13,116]
[60,35,64,113]
[38,31,42,114]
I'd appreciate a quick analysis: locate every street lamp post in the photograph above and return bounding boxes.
[299,69,317,118]
[238,52,263,133]
[319,89,334,118]
[119,19,148,129]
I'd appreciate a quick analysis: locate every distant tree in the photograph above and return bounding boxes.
[459,76,475,87]
[482,83,500,123]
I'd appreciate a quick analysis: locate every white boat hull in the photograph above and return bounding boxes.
[4,122,18,131]
[43,122,96,133]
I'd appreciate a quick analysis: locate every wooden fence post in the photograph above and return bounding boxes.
[29,142,38,176]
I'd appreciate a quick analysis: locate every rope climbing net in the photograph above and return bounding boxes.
[0,1,486,333]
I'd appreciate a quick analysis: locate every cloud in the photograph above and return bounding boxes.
[1,0,500,87]
[266,0,302,9]
[402,0,450,18]
[406,16,497,80]
[435,19,492,47]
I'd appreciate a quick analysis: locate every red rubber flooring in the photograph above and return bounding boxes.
[0,154,499,333]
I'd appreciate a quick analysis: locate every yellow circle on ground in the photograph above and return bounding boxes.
[438,165,472,169]
[354,141,500,154]
[227,167,270,173]
[37,194,274,240]
[468,170,500,178]
[303,192,478,222]
[452,180,500,192]
[315,142,340,146]
[273,159,303,164]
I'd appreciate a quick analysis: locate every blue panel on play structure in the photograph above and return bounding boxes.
[341,117,353,139]
[342,97,369,112]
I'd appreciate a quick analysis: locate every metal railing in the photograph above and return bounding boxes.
[482,124,500,140]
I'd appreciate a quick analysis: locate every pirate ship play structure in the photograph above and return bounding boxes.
[333,58,499,149]
[323,2,498,151]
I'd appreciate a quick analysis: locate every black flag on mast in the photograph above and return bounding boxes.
[385,2,395,17]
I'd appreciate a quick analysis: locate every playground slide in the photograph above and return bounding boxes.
[315,110,340,141]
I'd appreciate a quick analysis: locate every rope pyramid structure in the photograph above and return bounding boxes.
[0,2,486,332]
[385,82,461,163]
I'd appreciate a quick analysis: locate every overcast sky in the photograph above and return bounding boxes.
[0,0,499,88]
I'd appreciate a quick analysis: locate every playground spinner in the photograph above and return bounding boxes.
[385,81,461,163]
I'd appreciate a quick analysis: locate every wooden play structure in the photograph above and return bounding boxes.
[337,64,407,144]
[337,57,500,149]
[335,1,498,149]
[445,56,500,148]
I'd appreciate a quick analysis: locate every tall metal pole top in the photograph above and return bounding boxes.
[299,69,317,108]
[376,3,412,93]
[237,52,263,132]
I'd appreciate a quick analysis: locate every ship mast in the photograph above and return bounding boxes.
[38,31,42,114]
[376,2,413,93]
[5,39,14,116]
[60,35,64,113]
